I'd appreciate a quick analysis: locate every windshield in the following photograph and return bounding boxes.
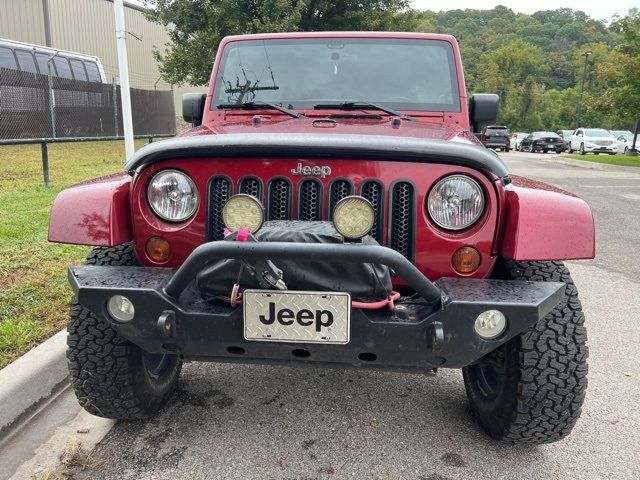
[213,38,460,112]
[584,129,613,138]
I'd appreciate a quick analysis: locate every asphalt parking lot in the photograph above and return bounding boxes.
[75,151,640,480]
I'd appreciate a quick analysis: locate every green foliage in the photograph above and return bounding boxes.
[586,12,640,125]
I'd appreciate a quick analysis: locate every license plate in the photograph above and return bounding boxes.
[243,290,351,344]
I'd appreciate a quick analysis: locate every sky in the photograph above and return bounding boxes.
[411,0,637,22]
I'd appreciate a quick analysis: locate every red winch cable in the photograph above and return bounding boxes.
[352,291,401,310]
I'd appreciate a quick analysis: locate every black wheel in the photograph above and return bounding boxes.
[579,143,586,155]
[594,152,600,155]
[505,146,510,152]
[608,153,616,156]
[67,242,182,420]
[543,149,548,153]
[568,143,574,153]
[463,260,588,444]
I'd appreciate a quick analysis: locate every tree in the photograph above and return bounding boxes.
[145,0,414,86]
[587,12,640,125]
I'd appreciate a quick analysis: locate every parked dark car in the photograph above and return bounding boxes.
[480,125,510,151]
[520,131,565,153]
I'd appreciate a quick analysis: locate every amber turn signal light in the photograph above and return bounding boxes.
[146,236,171,263]
[452,246,481,274]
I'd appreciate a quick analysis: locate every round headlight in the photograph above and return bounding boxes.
[222,194,264,233]
[427,175,484,230]
[147,170,198,222]
[332,196,375,240]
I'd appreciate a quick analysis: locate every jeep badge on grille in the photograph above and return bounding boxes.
[291,162,332,178]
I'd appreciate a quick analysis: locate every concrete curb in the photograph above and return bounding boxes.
[0,329,69,433]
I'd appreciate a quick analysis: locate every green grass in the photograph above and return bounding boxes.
[0,140,147,368]
[560,152,640,167]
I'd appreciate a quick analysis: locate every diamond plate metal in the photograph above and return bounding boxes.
[243,290,350,344]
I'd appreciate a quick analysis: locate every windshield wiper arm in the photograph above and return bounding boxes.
[217,101,303,119]
[313,101,414,121]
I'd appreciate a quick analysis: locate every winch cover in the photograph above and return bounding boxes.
[196,221,392,299]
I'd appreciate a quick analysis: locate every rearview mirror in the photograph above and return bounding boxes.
[469,94,499,135]
[182,93,207,126]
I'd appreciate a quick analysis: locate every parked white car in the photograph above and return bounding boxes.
[510,132,529,150]
[615,133,635,154]
[568,128,617,155]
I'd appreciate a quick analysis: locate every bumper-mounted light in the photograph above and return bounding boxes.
[107,295,135,322]
[474,310,507,339]
[222,194,264,234]
[332,196,375,240]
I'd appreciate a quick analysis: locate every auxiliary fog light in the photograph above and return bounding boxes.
[474,310,507,339]
[107,295,135,322]
[332,195,375,240]
[222,194,264,233]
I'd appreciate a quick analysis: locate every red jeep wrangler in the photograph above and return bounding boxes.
[49,33,594,444]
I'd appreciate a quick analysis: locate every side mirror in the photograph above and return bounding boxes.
[469,94,499,135]
[182,93,206,126]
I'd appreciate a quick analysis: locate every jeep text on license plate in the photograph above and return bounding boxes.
[243,290,350,344]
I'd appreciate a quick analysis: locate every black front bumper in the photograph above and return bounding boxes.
[69,241,564,372]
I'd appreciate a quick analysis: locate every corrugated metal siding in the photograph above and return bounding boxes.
[48,0,171,89]
[1,0,206,111]
[0,0,47,45]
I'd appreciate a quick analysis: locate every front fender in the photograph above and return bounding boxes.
[48,173,133,246]
[499,176,595,261]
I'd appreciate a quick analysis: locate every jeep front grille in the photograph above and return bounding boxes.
[239,176,263,202]
[268,178,291,220]
[298,179,322,221]
[206,176,415,260]
[360,180,384,244]
[208,176,232,240]
[389,181,415,259]
[328,180,353,219]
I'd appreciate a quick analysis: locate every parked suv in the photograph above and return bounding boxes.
[49,32,594,445]
[569,128,617,155]
[480,125,510,151]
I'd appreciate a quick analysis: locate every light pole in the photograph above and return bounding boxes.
[576,50,592,129]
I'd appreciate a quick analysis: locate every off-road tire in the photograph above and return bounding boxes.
[67,243,182,420]
[463,260,588,444]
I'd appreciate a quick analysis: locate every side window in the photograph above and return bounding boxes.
[53,56,73,79]
[35,52,53,75]
[576,130,583,137]
[69,58,88,81]
[15,49,38,74]
[0,46,18,69]
[84,61,101,82]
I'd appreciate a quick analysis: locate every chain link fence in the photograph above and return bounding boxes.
[0,67,175,140]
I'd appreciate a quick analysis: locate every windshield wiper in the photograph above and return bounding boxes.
[313,101,414,121]
[217,101,303,119]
